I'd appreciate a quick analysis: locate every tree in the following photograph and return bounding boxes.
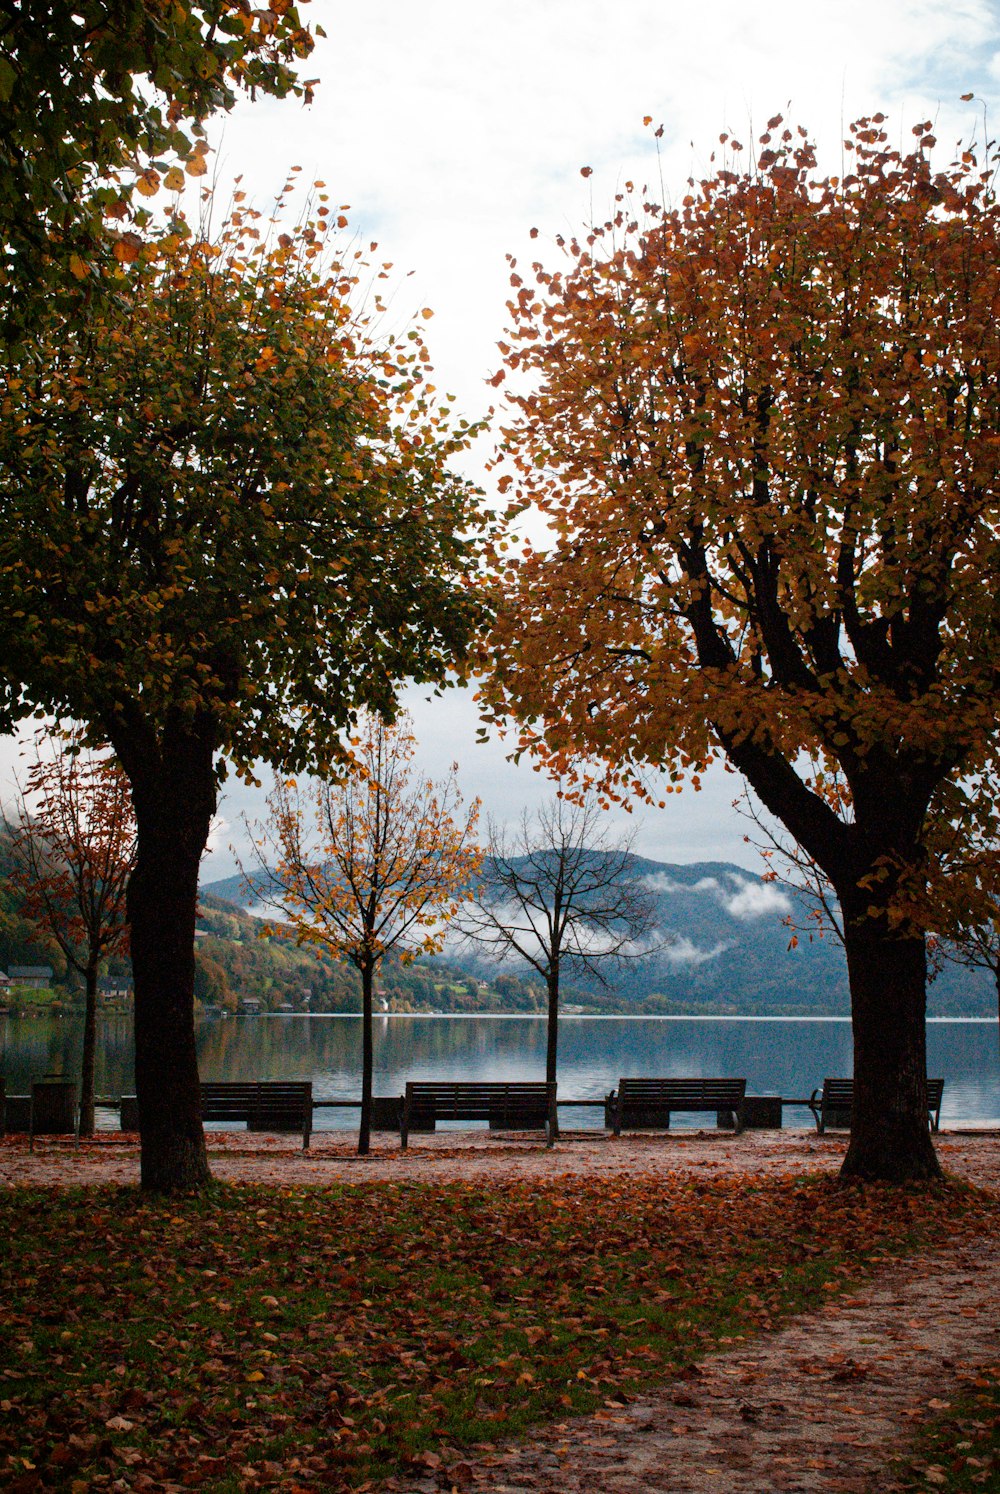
[0,0,315,315]
[0,207,487,1191]
[482,114,1000,1182]
[459,795,659,1105]
[3,735,136,1135]
[247,712,481,1154]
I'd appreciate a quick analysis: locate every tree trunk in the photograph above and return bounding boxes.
[840,893,941,1182]
[121,721,216,1194]
[78,959,99,1137]
[544,972,559,1085]
[359,959,374,1156]
[545,969,560,1138]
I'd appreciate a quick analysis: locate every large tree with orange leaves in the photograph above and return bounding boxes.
[248,712,481,1154]
[0,206,486,1191]
[483,115,1000,1182]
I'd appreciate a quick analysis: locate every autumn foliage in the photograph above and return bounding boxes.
[250,712,481,1152]
[4,737,136,1135]
[0,203,486,1191]
[0,0,316,312]
[483,114,1000,1181]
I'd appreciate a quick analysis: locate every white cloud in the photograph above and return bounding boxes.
[641,872,725,894]
[661,936,730,966]
[641,868,792,921]
[719,879,794,921]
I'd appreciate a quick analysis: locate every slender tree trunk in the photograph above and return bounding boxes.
[545,968,560,1138]
[840,892,941,1182]
[78,959,99,1137]
[545,972,559,1086]
[121,721,216,1193]
[359,959,373,1156]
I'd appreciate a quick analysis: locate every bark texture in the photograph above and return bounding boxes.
[840,901,941,1181]
[358,959,374,1157]
[78,963,98,1137]
[119,719,216,1193]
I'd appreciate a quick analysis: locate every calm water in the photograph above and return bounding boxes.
[3,1012,999,1129]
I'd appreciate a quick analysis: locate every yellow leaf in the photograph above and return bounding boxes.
[68,254,89,281]
[164,167,185,192]
[246,1370,265,1383]
[112,233,142,264]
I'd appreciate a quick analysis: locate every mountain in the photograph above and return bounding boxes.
[200,855,994,1016]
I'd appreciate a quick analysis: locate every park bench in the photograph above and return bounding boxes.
[199,1081,313,1149]
[606,1077,748,1135]
[399,1080,558,1149]
[808,1077,944,1134]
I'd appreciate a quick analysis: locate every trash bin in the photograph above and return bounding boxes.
[31,1074,77,1136]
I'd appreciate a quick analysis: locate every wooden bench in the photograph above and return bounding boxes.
[200,1081,313,1149]
[808,1077,944,1134]
[400,1081,557,1149]
[607,1078,748,1135]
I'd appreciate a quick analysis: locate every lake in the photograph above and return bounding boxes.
[3,1012,999,1129]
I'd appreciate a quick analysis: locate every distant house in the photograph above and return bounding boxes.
[99,977,134,999]
[7,966,54,989]
[237,996,263,1015]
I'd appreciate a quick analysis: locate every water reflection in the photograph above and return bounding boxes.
[2,1012,998,1129]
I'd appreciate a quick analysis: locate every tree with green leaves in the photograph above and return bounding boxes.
[0,0,316,318]
[0,204,487,1191]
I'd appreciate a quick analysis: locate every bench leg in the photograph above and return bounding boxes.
[548,1103,558,1146]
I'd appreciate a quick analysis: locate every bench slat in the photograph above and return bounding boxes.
[400,1081,556,1149]
[609,1077,747,1135]
[808,1077,944,1134]
[200,1081,312,1148]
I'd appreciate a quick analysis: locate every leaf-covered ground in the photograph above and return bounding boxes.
[889,1364,1000,1491]
[1,1175,995,1492]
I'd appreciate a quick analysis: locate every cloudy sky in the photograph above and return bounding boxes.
[3,0,999,878]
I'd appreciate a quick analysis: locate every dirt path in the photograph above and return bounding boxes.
[385,1231,1000,1494]
[5,1129,1000,1492]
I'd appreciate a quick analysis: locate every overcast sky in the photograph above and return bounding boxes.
[3,0,998,879]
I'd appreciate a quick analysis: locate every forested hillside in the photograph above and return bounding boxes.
[202,857,994,1016]
[1,829,990,1014]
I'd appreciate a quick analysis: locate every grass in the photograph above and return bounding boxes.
[887,1366,1000,1491]
[0,1173,995,1491]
